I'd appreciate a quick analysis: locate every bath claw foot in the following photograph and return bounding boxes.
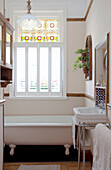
[64,144,71,155]
[9,144,16,155]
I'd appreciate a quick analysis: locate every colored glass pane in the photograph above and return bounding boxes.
[21,33,33,42]
[46,33,58,42]
[46,19,58,32]
[36,19,46,32]
[20,19,59,42]
[34,32,45,42]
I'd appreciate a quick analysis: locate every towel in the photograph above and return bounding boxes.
[92,124,111,170]
[72,116,76,148]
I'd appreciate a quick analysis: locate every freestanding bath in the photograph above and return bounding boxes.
[4,115,73,155]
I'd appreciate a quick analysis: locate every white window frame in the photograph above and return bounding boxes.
[14,42,63,97]
[13,9,67,98]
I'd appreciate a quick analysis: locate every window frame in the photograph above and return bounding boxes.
[13,10,67,98]
[14,42,63,97]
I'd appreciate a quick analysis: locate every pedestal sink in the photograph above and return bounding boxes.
[73,107,107,123]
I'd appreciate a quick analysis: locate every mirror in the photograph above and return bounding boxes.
[6,32,11,65]
[95,39,107,87]
[95,33,109,109]
[0,25,2,64]
[103,49,107,71]
[85,35,92,80]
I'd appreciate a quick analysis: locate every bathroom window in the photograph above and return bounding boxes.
[14,11,66,97]
[14,43,63,97]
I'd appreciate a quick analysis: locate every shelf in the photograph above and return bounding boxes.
[0,99,5,104]
[0,13,13,89]
[0,80,12,88]
[95,86,106,89]
[1,64,12,86]
[0,64,13,70]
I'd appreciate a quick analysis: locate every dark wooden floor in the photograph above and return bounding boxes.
[4,145,92,170]
[4,162,92,170]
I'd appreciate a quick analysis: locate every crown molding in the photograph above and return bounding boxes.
[84,0,94,21]
[67,18,85,22]
[67,0,94,22]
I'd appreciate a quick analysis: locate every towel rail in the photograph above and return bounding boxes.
[77,122,111,170]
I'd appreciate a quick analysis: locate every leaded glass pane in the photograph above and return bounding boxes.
[46,33,58,42]
[20,19,59,42]
[36,19,46,32]
[21,32,33,42]
[34,32,45,42]
[46,19,58,32]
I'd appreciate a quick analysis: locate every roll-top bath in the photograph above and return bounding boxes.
[4,115,73,155]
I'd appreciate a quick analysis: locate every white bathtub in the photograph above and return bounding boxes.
[4,115,73,155]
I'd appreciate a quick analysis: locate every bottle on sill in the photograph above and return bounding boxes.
[99,75,103,86]
[103,79,106,87]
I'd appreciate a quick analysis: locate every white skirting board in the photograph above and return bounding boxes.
[18,165,60,170]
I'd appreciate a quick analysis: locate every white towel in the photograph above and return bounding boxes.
[92,124,111,170]
[72,116,76,148]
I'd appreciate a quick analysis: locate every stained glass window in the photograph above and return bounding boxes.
[20,19,59,42]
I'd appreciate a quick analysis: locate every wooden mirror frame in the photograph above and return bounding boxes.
[0,18,4,64]
[94,33,109,110]
[85,35,92,80]
[5,26,13,66]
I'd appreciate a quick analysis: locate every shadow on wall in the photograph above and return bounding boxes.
[5,97,85,116]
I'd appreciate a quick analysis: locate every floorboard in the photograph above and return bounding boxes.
[4,162,92,170]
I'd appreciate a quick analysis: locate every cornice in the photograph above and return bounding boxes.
[67,0,94,22]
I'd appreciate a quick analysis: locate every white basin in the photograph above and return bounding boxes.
[73,107,107,123]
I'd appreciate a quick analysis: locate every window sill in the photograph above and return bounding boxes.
[7,96,68,100]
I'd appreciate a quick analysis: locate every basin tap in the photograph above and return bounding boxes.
[98,100,105,109]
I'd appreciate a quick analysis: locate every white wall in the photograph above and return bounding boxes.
[0,0,3,14]
[5,97,85,116]
[85,0,111,100]
[4,22,86,116]
[67,22,86,93]
[85,98,95,107]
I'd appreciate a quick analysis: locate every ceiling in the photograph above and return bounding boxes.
[5,0,91,18]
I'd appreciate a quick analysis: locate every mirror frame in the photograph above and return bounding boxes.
[5,27,13,66]
[0,19,4,64]
[94,33,109,111]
